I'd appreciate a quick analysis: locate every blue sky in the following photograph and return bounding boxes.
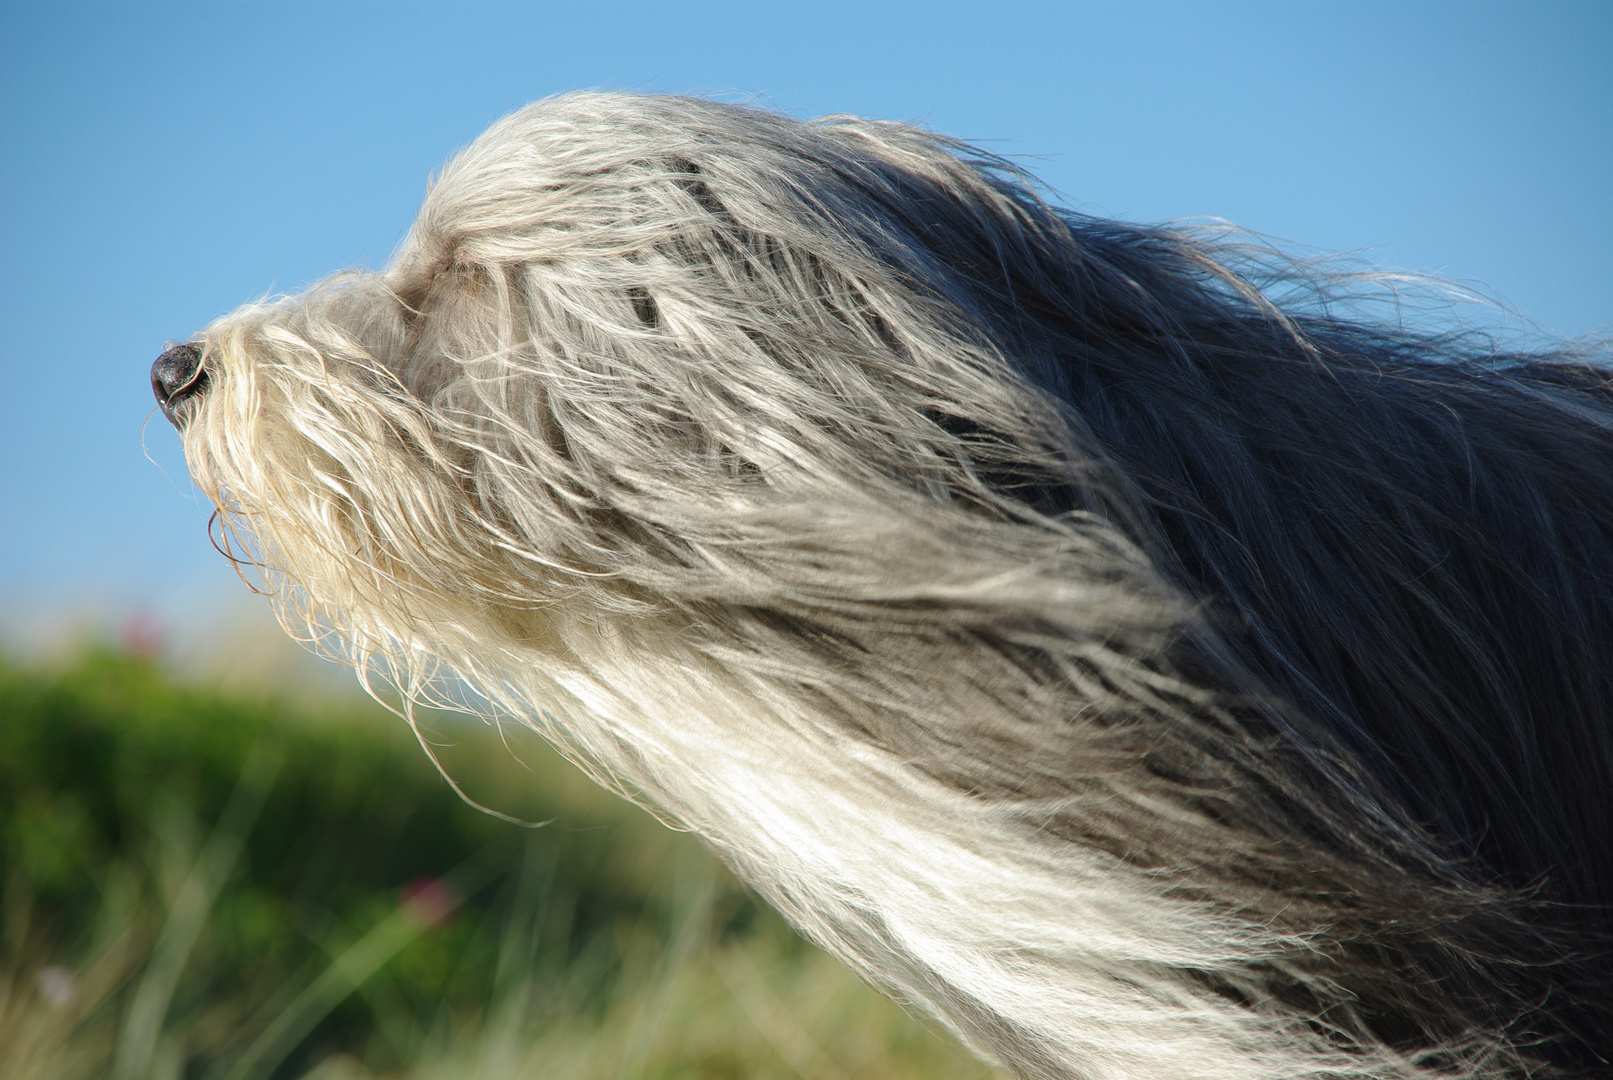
[1,1,1609,639]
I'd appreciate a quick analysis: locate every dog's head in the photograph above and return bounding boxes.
[152,93,1178,674]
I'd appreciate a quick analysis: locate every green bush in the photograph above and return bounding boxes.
[0,650,995,1080]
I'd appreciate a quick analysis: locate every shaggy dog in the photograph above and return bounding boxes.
[151,93,1611,1079]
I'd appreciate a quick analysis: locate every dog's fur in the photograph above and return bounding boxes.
[153,93,1612,1078]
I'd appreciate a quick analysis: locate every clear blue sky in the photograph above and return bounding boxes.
[2,1,1609,637]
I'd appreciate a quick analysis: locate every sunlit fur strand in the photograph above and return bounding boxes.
[175,92,1611,1078]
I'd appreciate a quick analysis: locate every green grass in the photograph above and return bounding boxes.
[0,649,998,1080]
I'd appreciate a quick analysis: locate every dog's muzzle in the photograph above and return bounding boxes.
[151,343,209,428]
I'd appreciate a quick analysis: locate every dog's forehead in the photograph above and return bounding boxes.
[394,114,717,283]
[423,93,889,223]
[440,97,718,189]
[403,104,675,258]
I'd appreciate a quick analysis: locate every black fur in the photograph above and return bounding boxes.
[918,188,1613,1067]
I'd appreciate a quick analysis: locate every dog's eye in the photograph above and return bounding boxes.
[626,286,660,329]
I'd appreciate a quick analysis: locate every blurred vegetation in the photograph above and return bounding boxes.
[0,648,998,1080]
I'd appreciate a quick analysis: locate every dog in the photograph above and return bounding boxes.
[151,93,1611,1079]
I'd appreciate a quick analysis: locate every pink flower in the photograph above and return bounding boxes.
[119,610,165,659]
[36,966,76,1006]
[400,877,459,929]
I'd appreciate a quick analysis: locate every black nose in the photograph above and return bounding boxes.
[151,343,209,427]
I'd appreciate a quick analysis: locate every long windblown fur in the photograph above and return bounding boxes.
[155,93,1612,1078]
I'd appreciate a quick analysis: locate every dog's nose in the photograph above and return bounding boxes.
[150,343,209,427]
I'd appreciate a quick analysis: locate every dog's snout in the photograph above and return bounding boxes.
[150,343,209,427]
